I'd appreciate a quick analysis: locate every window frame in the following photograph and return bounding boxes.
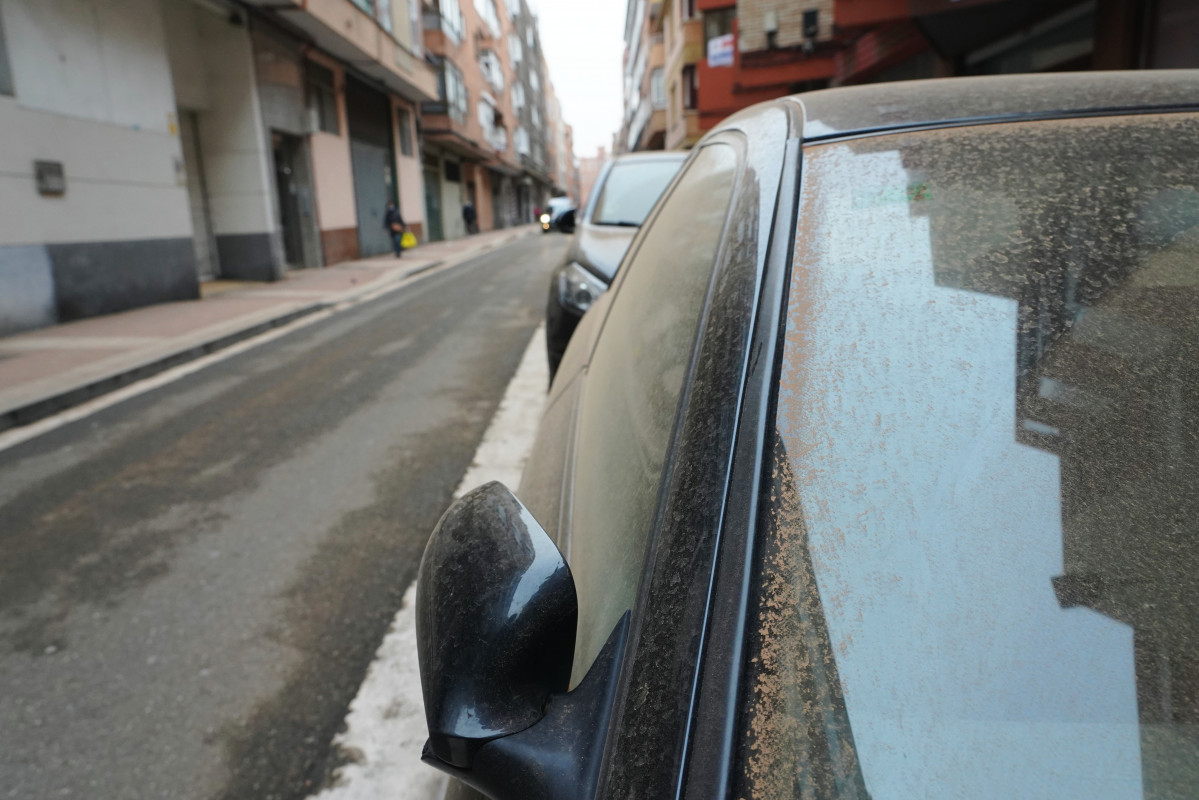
[589,103,799,798]
[397,106,413,156]
[306,61,340,135]
[0,2,13,98]
[574,133,751,797]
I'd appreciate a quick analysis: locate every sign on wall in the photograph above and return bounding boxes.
[707,33,735,67]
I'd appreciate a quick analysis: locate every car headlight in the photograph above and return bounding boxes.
[556,261,608,314]
[540,213,551,224]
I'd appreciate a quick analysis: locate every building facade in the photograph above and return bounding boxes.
[0,0,438,336]
[620,0,1199,153]
[418,0,568,240]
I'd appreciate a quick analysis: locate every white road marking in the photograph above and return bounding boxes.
[0,248,516,456]
[314,325,550,800]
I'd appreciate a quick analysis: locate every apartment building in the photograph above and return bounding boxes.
[622,0,1197,154]
[419,0,567,240]
[0,0,437,336]
[619,0,668,152]
[833,0,1198,84]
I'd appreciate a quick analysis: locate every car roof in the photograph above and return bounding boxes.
[790,70,1199,142]
[608,151,688,164]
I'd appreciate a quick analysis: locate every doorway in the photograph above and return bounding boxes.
[272,132,307,268]
[424,167,444,242]
[346,76,396,257]
[179,112,219,281]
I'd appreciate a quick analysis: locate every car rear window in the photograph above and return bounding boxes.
[742,113,1199,799]
[590,159,684,227]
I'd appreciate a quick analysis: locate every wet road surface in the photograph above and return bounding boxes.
[0,234,566,799]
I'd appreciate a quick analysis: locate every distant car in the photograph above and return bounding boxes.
[544,151,686,376]
[541,196,576,233]
[418,71,1199,800]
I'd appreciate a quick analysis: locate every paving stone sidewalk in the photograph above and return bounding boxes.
[0,226,538,432]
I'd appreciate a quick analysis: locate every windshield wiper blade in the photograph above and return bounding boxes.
[595,220,640,228]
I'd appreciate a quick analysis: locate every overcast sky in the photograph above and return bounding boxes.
[529,0,626,159]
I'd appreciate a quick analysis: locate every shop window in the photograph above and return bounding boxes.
[397,107,413,156]
[307,62,339,135]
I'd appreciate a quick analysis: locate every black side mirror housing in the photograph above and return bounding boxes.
[416,483,627,800]
[557,209,576,234]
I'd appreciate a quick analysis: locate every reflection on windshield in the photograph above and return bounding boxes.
[750,114,1199,799]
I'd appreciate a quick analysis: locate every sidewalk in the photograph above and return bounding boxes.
[0,226,539,433]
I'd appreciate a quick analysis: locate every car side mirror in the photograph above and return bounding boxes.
[557,209,576,234]
[416,482,628,800]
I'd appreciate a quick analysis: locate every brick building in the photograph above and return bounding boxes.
[619,0,1199,153]
[419,0,570,240]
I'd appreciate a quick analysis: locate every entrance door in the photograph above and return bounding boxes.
[179,112,219,281]
[424,167,444,242]
[490,174,504,229]
[345,77,396,257]
[273,133,306,268]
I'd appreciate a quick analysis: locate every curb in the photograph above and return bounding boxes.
[0,228,537,434]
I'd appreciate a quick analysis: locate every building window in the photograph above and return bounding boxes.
[514,126,530,156]
[437,58,469,124]
[479,49,505,91]
[441,0,465,43]
[473,0,501,37]
[682,64,697,110]
[397,107,413,156]
[512,81,526,110]
[375,0,393,32]
[651,68,666,109]
[529,69,540,93]
[0,2,11,97]
[508,33,523,64]
[704,7,735,41]
[445,159,461,182]
[683,0,696,20]
[307,62,339,135]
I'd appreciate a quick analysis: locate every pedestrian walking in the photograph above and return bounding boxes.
[384,202,406,257]
[462,202,478,235]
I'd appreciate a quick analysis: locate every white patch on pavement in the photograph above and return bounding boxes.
[314,325,550,800]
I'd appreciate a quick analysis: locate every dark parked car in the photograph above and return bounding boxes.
[545,151,686,376]
[541,196,576,233]
[418,71,1199,800]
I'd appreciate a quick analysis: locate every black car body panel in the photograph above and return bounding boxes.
[419,71,1199,800]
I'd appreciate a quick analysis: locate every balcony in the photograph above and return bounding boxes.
[240,0,437,101]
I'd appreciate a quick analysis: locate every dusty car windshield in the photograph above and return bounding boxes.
[744,113,1199,799]
[590,159,683,226]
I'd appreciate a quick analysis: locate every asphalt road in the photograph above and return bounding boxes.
[0,233,566,800]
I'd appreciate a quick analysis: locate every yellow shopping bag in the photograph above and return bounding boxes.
[401,231,418,250]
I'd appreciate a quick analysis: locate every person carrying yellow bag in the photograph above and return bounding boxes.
[384,202,407,258]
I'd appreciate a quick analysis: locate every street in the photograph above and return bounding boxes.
[0,234,566,800]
